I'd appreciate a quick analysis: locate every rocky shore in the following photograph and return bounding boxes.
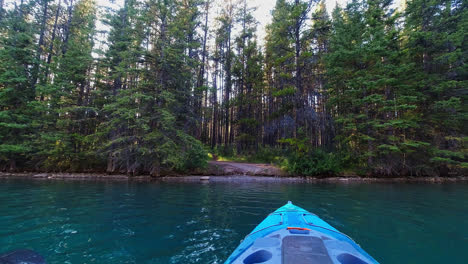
[1,170,467,183]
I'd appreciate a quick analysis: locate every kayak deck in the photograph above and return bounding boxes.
[226,202,378,264]
[282,235,333,264]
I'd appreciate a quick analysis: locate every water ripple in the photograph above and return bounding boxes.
[0,180,467,264]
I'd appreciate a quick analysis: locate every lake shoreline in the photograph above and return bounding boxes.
[1,172,467,183]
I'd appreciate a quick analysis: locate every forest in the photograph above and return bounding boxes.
[0,0,466,177]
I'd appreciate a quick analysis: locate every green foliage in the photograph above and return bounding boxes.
[278,137,310,153]
[177,134,208,171]
[212,145,235,158]
[272,86,296,97]
[250,146,286,164]
[0,1,36,169]
[211,145,286,165]
[96,0,209,176]
[323,0,468,176]
[0,0,465,177]
[283,149,342,177]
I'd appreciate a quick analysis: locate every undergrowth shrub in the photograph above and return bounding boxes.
[283,149,342,177]
[176,134,208,172]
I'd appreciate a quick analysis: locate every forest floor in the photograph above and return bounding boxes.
[204,161,288,176]
[1,161,467,181]
[0,161,288,180]
[1,171,466,182]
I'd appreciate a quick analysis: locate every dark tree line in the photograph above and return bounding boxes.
[0,0,466,176]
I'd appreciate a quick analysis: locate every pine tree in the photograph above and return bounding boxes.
[327,0,412,175]
[31,0,50,91]
[404,0,467,174]
[240,40,264,152]
[99,0,207,176]
[216,0,236,148]
[198,0,211,144]
[264,0,297,145]
[39,0,98,171]
[0,0,36,170]
[233,0,263,153]
[0,0,464,176]
[308,1,332,148]
[359,0,423,175]
[30,0,71,169]
[98,0,145,173]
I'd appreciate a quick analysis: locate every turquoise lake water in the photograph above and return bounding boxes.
[0,179,467,263]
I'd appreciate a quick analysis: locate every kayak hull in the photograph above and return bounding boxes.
[225,202,378,264]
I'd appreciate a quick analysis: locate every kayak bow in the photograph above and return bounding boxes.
[225,201,378,264]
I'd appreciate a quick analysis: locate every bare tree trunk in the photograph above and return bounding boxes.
[44,0,61,84]
[197,0,210,140]
[294,15,302,138]
[62,0,74,55]
[211,53,219,149]
[224,28,232,147]
[237,0,248,153]
[32,0,49,90]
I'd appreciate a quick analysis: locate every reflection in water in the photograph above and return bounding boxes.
[0,179,467,264]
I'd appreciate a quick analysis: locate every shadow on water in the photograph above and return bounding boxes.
[0,179,467,263]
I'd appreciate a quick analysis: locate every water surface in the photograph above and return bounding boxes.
[0,179,467,263]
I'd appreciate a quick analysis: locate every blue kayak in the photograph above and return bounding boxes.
[225,201,378,264]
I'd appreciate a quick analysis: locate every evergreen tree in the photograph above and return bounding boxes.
[99,0,207,176]
[198,0,211,143]
[233,0,263,153]
[39,0,98,171]
[326,0,422,175]
[404,0,467,174]
[264,0,317,146]
[0,0,464,176]
[327,1,366,166]
[264,0,297,145]
[308,1,333,148]
[359,0,422,175]
[98,0,145,173]
[0,0,36,170]
[215,0,236,148]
